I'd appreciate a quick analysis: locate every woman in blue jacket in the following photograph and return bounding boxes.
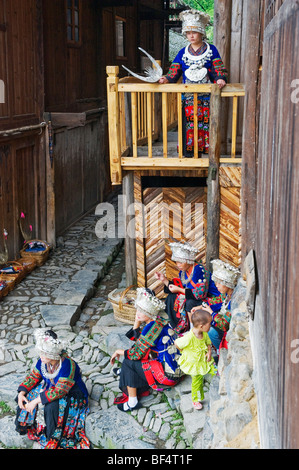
[159,9,228,157]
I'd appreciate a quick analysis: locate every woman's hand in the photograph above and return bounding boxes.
[110,349,124,365]
[159,76,169,84]
[200,303,213,314]
[155,271,169,285]
[216,79,226,90]
[168,284,184,294]
[18,391,28,410]
[24,396,41,414]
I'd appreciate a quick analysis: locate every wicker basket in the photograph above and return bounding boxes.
[20,239,50,267]
[0,261,27,288]
[0,280,10,299]
[16,257,37,274]
[108,285,137,324]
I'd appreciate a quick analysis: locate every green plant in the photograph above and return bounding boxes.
[180,0,214,42]
[0,401,13,416]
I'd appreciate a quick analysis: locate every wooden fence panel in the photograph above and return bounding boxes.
[253,0,299,449]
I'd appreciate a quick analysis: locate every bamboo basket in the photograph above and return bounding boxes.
[0,261,27,289]
[108,285,137,324]
[16,257,37,274]
[0,280,10,299]
[20,239,50,267]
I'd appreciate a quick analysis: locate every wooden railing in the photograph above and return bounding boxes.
[106,65,245,185]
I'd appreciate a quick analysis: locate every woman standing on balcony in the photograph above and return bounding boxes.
[159,9,228,157]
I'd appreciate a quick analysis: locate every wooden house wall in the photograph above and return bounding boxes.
[42,0,100,113]
[214,0,246,153]
[0,0,47,260]
[53,111,110,235]
[242,0,299,449]
[0,134,47,260]
[42,0,112,234]
[99,1,165,93]
[0,0,44,130]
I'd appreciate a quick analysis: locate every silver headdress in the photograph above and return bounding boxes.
[211,259,240,289]
[34,328,66,360]
[135,288,165,319]
[169,242,198,264]
[122,47,163,83]
[180,9,211,37]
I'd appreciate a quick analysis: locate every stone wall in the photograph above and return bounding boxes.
[200,278,261,449]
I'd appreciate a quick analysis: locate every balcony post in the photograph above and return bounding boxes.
[206,84,221,271]
[106,65,122,185]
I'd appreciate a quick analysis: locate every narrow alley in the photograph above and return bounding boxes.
[0,191,214,450]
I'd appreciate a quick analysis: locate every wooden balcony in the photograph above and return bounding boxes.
[106,65,245,185]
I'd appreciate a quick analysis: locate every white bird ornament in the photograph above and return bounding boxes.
[122,47,163,83]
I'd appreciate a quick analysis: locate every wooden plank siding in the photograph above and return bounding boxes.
[42,0,100,113]
[0,0,44,130]
[0,133,47,260]
[243,0,299,449]
[0,0,167,258]
[0,0,46,260]
[52,111,111,235]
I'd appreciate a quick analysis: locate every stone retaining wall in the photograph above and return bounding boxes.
[200,278,261,449]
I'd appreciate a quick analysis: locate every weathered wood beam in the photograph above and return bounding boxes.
[206,84,222,272]
[214,0,232,154]
[123,172,137,287]
[45,122,56,248]
[241,0,264,267]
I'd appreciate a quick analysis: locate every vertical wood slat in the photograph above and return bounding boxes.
[131,91,138,158]
[177,92,183,158]
[206,84,221,272]
[137,93,142,137]
[162,92,168,158]
[193,93,198,158]
[147,92,152,157]
[45,122,56,247]
[231,95,238,158]
[119,91,127,152]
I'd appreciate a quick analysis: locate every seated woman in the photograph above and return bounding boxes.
[199,259,240,354]
[155,242,219,333]
[15,329,90,449]
[110,288,182,412]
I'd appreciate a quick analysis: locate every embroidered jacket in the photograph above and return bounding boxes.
[124,319,180,376]
[165,263,219,302]
[18,356,88,405]
[207,293,231,332]
[166,43,228,84]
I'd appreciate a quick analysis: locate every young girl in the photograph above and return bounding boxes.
[175,309,216,410]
